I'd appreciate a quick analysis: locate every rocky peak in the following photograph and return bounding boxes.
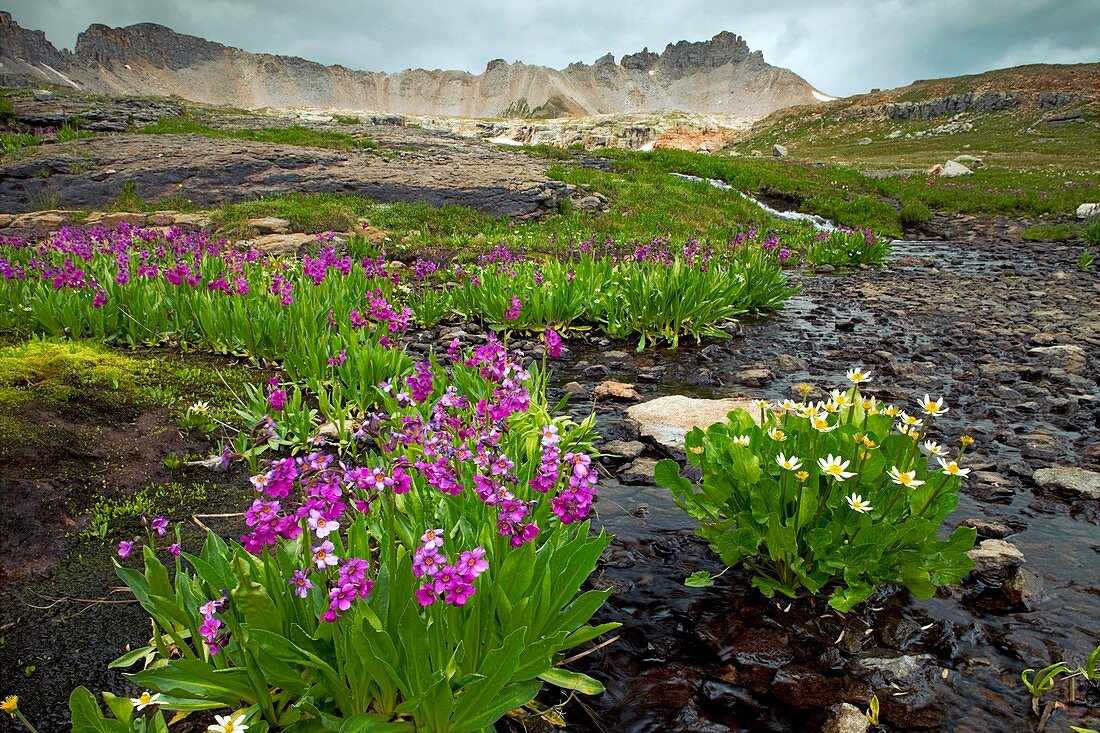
[621,47,659,71]
[0,11,69,67]
[658,31,753,71]
[75,22,221,69]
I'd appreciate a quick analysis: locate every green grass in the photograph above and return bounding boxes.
[1021,223,1081,241]
[0,131,39,155]
[141,115,378,151]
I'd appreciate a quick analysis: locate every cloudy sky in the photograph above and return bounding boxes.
[7,0,1098,96]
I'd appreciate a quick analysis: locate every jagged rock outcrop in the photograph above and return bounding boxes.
[0,12,824,119]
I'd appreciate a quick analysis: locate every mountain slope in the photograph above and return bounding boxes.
[0,12,822,119]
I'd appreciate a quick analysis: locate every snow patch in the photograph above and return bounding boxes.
[487,136,524,146]
[638,141,656,152]
[811,90,837,102]
[39,63,80,89]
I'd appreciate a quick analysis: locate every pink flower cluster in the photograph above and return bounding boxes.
[412,529,488,607]
[199,597,228,655]
[552,452,598,524]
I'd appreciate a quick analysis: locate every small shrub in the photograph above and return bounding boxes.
[333,114,362,125]
[803,228,893,267]
[899,202,932,228]
[1080,216,1100,247]
[656,369,977,611]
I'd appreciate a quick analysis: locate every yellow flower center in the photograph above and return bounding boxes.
[827,465,843,476]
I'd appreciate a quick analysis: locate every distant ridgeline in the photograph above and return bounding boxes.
[0,11,824,118]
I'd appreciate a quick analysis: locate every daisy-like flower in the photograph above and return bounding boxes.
[847,367,872,384]
[131,691,161,711]
[2,696,18,716]
[775,453,803,471]
[883,404,901,417]
[188,400,210,414]
[732,434,751,447]
[830,389,852,408]
[779,398,798,411]
[795,470,810,483]
[937,457,971,478]
[768,427,786,442]
[898,412,923,428]
[920,394,948,416]
[920,440,946,457]
[846,494,873,513]
[810,414,837,433]
[960,435,975,447]
[208,713,249,732]
[888,466,925,488]
[818,454,857,481]
[753,399,772,412]
[822,399,840,414]
[798,383,813,396]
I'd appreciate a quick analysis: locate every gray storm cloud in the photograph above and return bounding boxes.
[5,0,1098,96]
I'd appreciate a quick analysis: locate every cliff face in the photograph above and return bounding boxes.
[1,13,824,119]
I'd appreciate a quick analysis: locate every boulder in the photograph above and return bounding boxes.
[952,154,983,166]
[240,232,316,256]
[854,137,872,146]
[246,216,291,234]
[939,159,972,177]
[1032,466,1100,500]
[1028,344,1086,374]
[170,213,214,229]
[625,395,763,452]
[771,144,788,158]
[619,457,660,485]
[1076,203,1100,219]
[967,539,1025,582]
[601,440,645,460]
[926,163,944,176]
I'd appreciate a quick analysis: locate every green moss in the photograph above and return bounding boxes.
[79,481,213,540]
[1021,223,1081,241]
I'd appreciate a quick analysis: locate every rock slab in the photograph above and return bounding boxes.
[625,395,762,452]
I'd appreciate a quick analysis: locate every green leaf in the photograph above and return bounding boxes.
[538,668,605,695]
[109,645,154,669]
[685,570,716,588]
[339,713,416,732]
[654,459,691,493]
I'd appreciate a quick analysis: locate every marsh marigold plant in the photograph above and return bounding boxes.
[656,369,977,611]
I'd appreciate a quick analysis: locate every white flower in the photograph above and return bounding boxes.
[920,394,948,416]
[188,400,210,415]
[830,389,852,407]
[209,714,249,733]
[887,466,925,488]
[811,414,837,433]
[732,434,751,447]
[779,399,798,411]
[818,454,857,481]
[920,440,946,457]
[846,493,873,513]
[937,457,971,477]
[846,367,872,384]
[776,453,803,471]
[767,427,786,442]
[130,691,161,711]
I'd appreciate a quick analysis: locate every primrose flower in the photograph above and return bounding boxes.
[846,367,872,384]
[168,543,181,557]
[131,691,161,710]
[208,713,249,733]
[312,540,339,569]
[937,457,971,477]
[544,328,563,359]
[117,540,134,559]
[846,494,873,513]
[150,515,168,536]
[775,453,803,471]
[268,389,288,412]
[818,454,857,481]
[920,394,948,416]
[307,510,340,538]
[888,466,925,488]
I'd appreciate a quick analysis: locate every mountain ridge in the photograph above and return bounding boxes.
[0,12,822,119]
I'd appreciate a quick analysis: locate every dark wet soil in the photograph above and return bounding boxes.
[1,233,1097,732]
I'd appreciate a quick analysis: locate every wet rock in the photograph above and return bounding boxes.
[670,700,731,732]
[958,518,1016,539]
[562,381,585,395]
[1033,466,1100,500]
[850,654,945,729]
[966,539,1025,582]
[619,457,659,485]
[822,703,869,733]
[594,380,643,401]
[815,264,836,274]
[601,440,645,461]
[734,368,771,387]
[1002,568,1047,610]
[622,664,703,728]
[1028,344,1087,374]
[625,395,763,452]
[770,665,839,710]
